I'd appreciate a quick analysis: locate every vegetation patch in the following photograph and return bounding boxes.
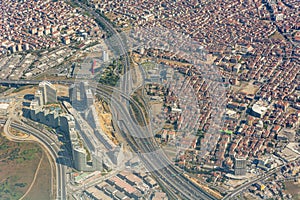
[0,129,52,199]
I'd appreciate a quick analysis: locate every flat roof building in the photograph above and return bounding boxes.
[38,81,57,104]
[234,157,247,176]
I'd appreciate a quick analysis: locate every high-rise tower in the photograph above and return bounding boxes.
[38,81,57,104]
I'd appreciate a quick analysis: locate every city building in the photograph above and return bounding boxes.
[250,101,269,118]
[25,102,103,171]
[70,128,103,172]
[234,157,247,176]
[103,50,109,62]
[0,103,9,116]
[34,90,44,106]
[38,81,57,104]
[86,88,94,108]
[69,82,91,111]
[24,83,105,171]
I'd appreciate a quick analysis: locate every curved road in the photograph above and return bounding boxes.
[67,4,216,199]
[0,119,66,200]
[0,78,217,200]
[96,86,217,200]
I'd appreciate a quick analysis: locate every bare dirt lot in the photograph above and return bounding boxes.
[232,81,259,95]
[95,100,119,145]
[54,84,69,97]
[285,181,300,200]
[24,152,52,200]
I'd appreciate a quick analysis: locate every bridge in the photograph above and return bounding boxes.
[0,80,73,87]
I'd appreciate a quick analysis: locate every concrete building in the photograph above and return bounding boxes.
[0,103,9,116]
[25,104,103,171]
[86,88,94,108]
[250,101,268,118]
[68,84,75,103]
[62,36,70,45]
[69,82,90,111]
[103,50,109,62]
[24,81,114,172]
[35,90,44,106]
[70,129,92,171]
[234,157,247,176]
[151,192,168,200]
[28,105,60,129]
[26,87,102,171]
[23,43,29,51]
[38,81,57,104]
[59,114,75,136]
[43,109,59,128]
[84,186,111,200]
[62,110,103,171]
[28,100,41,121]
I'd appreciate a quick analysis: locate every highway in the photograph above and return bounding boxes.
[13,123,67,200]
[3,79,297,199]
[0,0,216,197]
[0,119,67,200]
[0,1,279,200]
[72,0,132,94]
[0,78,217,199]
[0,1,296,198]
[95,86,217,200]
[0,80,72,86]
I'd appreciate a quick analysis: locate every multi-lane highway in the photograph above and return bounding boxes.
[95,86,217,200]
[0,1,216,198]
[72,0,132,94]
[0,119,67,200]
[0,77,217,200]
[0,78,217,199]
[13,123,67,200]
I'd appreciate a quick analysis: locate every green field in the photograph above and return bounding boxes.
[0,129,52,200]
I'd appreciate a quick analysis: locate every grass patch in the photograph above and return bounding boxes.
[0,177,24,200]
[0,130,51,199]
[98,60,123,86]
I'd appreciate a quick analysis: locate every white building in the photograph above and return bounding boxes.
[0,103,9,116]
[251,101,268,118]
[38,81,57,104]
